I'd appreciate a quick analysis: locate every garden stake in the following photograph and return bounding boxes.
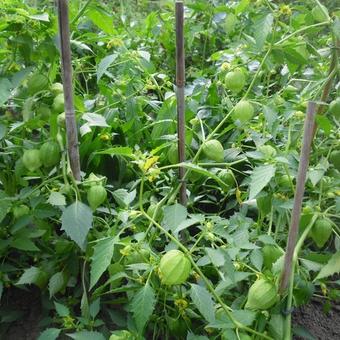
[57,0,81,181]
[279,102,317,293]
[175,0,187,205]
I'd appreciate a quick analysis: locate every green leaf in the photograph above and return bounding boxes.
[254,13,274,50]
[0,78,12,107]
[54,302,70,317]
[315,252,340,281]
[96,146,135,158]
[232,309,256,326]
[87,7,115,35]
[162,203,187,232]
[0,200,11,223]
[47,192,66,206]
[67,331,105,340]
[61,202,93,250]
[37,328,61,340]
[12,238,39,251]
[249,164,276,200]
[250,249,263,271]
[235,0,250,14]
[131,282,156,332]
[90,237,115,289]
[17,266,41,285]
[28,13,49,22]
[112,189,136,208]
[96,54,118,82]
[48,272,66,298]
[190,284,216,323]
[316,115,332,135]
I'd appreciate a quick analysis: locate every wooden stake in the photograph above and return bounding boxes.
[57,0,81,181]
[175,1,187,205]
[279,102,317,293]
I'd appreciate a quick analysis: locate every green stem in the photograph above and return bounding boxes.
[71,0,93,26]
[283,215,318,340]
[139,177,273,339]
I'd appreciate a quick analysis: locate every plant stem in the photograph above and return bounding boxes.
[283,215,318,340]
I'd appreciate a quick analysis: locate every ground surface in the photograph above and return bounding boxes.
[1,288,339,339]
[293,301,340,340]
[1,287,41,340]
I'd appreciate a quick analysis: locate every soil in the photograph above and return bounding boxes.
[293,300,340,340]
[0,288,339,339]
[1,287,42,340]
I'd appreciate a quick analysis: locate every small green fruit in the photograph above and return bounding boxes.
[147,203,163,221]
[329,150,340,171]
[245,278,277,310]
[87,185,107,210]
[57,112,66,128]
[218,169,234,189]
[159,249,191,285]
[13,204,30,219]
[167,143,178,164]
[232,100,254,123]
[329,98,340,120]
[22,149,42,172]
[225,68,246,93]
[258,145,277,158]
[40,141,61,168]
[50,82,64,96]
[309,218,332,248]
[52,93,65,113]
[202,139,224,162]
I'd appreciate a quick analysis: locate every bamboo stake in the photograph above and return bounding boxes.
[279,102,317,293]
[175,1,187,205]
[57,0,81,181]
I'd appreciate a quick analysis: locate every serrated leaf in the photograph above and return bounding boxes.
[48,192,66,206]
[49,272,65,297]
[315,252,340,281]
[67,331,105,340]
[61,202,93,250]
[112,189,136,208]
[37,328,61,340]
[162,203,187,232]
[96,54,117,82]
[90,237,115,289]
[54,302,70,317]
[17,266,41,285]
[190,284,215,323]
[254,13,274,50]
[249,164,276,200]
[131,282,156,332]
[82,112,109,127]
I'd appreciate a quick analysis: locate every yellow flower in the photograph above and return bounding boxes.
[280,5,292,16]
[175,298,188,310]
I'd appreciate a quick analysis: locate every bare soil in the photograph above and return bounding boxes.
[293,300,340,340]
[1,287,41,340]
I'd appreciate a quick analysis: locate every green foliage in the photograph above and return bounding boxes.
[0,0,339,339]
